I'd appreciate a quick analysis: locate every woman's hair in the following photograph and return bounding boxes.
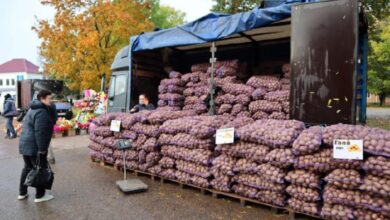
[4,94,11,100]
[37,90,52,101]
[139,93,149,101]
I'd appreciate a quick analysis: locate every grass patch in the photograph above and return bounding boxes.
[367,103,390,108]
[366,117,390,130]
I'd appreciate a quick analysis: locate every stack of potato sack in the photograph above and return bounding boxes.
[286,126,324,216]
[211,116,255,192]
[212,60,253,117]
[226,119,305,207]
[246,75,290,120]
[89,113,128,164]
[320,124,390,220]
[158,115,231,187]
[158,71,185,110]
[181,63,211,114]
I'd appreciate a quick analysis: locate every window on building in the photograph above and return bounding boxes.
[6,79,9,86]
[0,79,3,86]
[11,79,15,86]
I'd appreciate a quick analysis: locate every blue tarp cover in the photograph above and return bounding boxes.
[130,0,318,52]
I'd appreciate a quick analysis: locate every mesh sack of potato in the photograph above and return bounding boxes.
[125,150,139,160]
[132,134,148,150]
[256,189,286,207]
[363,128,390,157]
[264,148,295,168]
[295,148,333,173]
[88,142,104,151]
[256,163,286,184]
[217,104,233,115]
[234,94,251,105]
[215,94,236,105]
[288,198,320,216]
[233,174,286,192]
[252,111,269,120]
[92,126,113,137]
[324,169,362,190]
[264,90,289,102]
[286,185,320,202]
[246,75,281,91]
[232,184,258,199]
[175,170,210,188]
[233,158,258,174]
[161,145,212,166]
[211,154,236,175]
[140,137,158,152]
[359,174,390,198]
[114,130,137,140]
[160,78,185,87]
[158,156,175,168]
[292,126,323,156]
[363,156,390,177]
[175,160,211,178]
[148,165,162,175]
[251,88,267,100]
[159,168,176,179]
[249,100,282,113]
[354,209,387,220]
[221,83,254,96]
[89,134,104,145]
[210,172,232,192]
[268,112,287,120]
[285,170,321,189]
[102,137,119,148]
[321,203,355,220]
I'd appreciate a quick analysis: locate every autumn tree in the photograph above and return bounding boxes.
[211,0,263,13]
[368,17,390,106]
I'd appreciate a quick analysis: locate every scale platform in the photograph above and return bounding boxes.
[116,178,148,193]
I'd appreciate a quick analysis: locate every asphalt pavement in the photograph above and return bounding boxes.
[0,121,287,220]
[366,107,390,118]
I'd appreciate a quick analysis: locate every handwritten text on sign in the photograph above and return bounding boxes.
[333,139,363,160]
[216,128,235,145]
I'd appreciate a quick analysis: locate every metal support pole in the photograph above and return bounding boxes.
[208,42,217,115]
[123,151,126,180]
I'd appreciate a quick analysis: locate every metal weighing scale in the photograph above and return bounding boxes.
[115,139,148,193]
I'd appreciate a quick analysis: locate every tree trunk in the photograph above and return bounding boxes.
[379,93,385,106]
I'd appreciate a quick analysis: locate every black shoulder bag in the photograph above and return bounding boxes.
[24,155,55,190]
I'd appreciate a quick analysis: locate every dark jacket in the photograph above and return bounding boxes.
[3,97,17,117]
[19,100,55,156]
[133,103,155,112]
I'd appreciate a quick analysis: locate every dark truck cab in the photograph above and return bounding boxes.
[17,79,72,118]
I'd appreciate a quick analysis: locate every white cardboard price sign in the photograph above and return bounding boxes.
[110,120,121,132]
[333,139,363,160]
[216,128,234,145]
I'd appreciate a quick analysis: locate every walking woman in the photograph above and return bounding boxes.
[18,90,56,202]
[3,93,18,138]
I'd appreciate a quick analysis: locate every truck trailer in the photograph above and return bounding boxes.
[108,0,368,125]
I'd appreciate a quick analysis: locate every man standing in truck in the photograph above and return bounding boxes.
[130,94,155,113]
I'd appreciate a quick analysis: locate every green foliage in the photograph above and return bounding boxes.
[211,0,263,13]
[368,17,390,105]
[148,0,186,29]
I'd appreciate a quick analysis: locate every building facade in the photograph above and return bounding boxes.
[0,58,43,94]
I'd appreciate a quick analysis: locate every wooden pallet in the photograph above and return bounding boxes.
[90,162,322,219]
[90,157,115,169]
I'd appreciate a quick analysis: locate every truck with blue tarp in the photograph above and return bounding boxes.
[108,0,368,125]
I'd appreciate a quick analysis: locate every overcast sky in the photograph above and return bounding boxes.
[0,0,213,67]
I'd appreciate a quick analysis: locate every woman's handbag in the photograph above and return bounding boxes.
[16,110,26,122]
[24,155,55,190]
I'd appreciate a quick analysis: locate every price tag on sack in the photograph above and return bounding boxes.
[333,139,363,160]
[216,128,234,145]
[110,120,121,132]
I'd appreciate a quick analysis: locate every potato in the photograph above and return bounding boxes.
[159,168,176,179]
[232,184,258,199]
[363,156,390,177]
[246,75,281,91]
[88,141,104,151]
[148,165,162,175]
[252,111,269,120]
[176,160,211,178]
[288,198,319,216]
[221,83,254,96]
[91,126,113,137]
[286,185,320,202]
[268,112,287,120]
[264,148,295,168]
[158,156,175,168]
[249,100,282,113]
[285,170,321,189]
[264,90,289,102]
[175,170,209,188]
[256,189,286,207]
[233,173,286,192]
[251,88,267,100]
[215,94,236,105]
[360,174,390,198]
[256,163,286,184]
[233,158,258,174]
[161,145,212,165]
[292,126,322,156]
[321,203,355,220]
[210,175,232,192]
[354,209,387,220]
[324,169,362,190]
[212,155,236,175]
